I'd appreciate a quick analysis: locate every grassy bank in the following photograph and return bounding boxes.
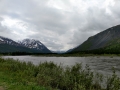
[0,57,120,90]
[2,53,120,57]
[32,53,120,57]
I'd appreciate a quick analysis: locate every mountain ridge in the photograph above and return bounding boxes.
[18,39,51,53]
[0,36,51,53]
[71,25,120,52]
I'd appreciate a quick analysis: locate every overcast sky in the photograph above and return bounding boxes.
[0,0,120,51]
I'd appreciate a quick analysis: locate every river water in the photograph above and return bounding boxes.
[2,56,120,77]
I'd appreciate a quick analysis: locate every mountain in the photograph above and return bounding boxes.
[65,47,77,53]
[0,36,20,46]
[0,36,33,53]
[18,39,51,53]
[0,36,51,53]
[71,25,120,52]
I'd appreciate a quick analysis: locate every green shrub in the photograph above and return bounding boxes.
[0,57,120,90]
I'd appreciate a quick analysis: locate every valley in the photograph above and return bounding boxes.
[1,25,120,90]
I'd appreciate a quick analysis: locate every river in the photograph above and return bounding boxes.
[2,56,120,76]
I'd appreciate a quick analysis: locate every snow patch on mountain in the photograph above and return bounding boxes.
[0,36,21,46]
[0,38,4,41]
[19,39,45,50]
[0,36,51,53]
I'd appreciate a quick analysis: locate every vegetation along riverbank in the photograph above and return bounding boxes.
[0,57,120,90]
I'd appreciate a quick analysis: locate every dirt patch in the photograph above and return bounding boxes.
[0,86,4,90]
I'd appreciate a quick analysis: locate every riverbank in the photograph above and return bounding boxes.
[0,57,120,90]
[31,53,120,57]
[1,53,120,57]
[32,53,120,57]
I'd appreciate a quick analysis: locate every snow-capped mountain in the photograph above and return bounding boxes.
[0,36,20,46]
[0,36,32,53]
[0,36,51,53]
[18,39,51,53]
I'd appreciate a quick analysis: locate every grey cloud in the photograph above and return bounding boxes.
[44,41,64,51]
[0,17,9,33]
[0,0,120,51]
[0,17,3,21]
[0,22,13,39]
[109,1,120,18]
[69,3,120,47]
[9,0,69,35]
[0,17,25,40]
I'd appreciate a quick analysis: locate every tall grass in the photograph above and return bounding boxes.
[0,57,120,90]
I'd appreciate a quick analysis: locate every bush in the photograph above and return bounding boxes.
[0,57,120,90]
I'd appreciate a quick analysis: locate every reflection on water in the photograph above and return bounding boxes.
[2,56,120,76]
